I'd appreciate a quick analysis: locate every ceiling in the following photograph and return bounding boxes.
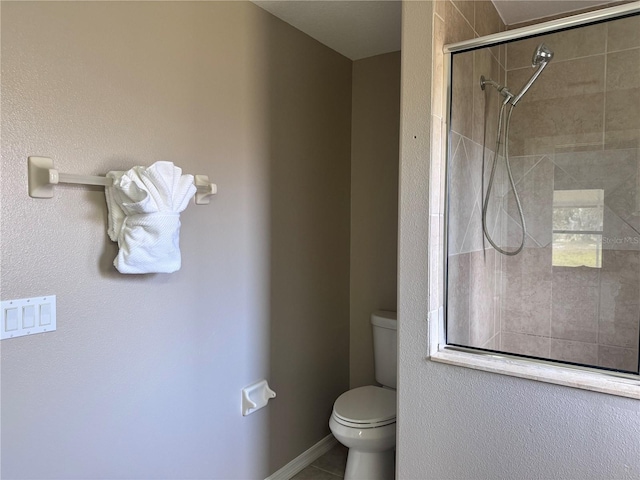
[253,0,619,60]
[253,1,402,60]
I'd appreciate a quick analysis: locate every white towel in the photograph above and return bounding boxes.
[105,161,196,274]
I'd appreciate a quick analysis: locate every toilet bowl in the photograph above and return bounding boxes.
[329,385,396,480]
[329,311,397,480]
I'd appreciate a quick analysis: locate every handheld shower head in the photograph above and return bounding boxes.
[532,43,554,66]
[510,43,554,106]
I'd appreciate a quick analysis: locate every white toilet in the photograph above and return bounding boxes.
[329,311,397,480]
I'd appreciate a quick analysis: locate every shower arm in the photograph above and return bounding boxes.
[480,75,513,102]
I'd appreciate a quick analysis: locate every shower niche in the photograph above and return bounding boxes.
[445,12,640,375]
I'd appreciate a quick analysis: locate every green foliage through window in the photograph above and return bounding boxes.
[552,190,604,268]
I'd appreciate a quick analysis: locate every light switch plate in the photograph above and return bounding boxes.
[1,295,56,340]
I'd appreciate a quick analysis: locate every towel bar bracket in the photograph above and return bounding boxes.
[28,156,58,199]
[194,175,217,205]
[28,156,216,205]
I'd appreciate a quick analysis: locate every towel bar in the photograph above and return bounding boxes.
[28,156,217,205]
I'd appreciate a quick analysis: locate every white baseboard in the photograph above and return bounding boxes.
[266,434,338,480]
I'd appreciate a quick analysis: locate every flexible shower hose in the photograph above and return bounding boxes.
[481,100,527,256]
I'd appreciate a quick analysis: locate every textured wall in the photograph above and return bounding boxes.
[398,1,640,479]
[349,52,400,389]
[0,2,351,478]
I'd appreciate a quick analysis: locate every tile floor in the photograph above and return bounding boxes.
[291,443,348,479]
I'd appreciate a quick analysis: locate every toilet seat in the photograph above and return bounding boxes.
[332,385,396,429]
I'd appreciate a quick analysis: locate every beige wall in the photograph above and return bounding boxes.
[398,1,640,478]
[0,2,351,478]
[265,7,352,471]
[349,52,400,389]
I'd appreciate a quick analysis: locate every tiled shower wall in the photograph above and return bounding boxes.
[498,15,640,372]
[443,7,640,373]
[443,1,506,351]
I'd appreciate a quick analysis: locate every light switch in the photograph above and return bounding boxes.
[1,296,56,340]
[23,305,35,329]
[39,304,51,326]
[4,308,18,331]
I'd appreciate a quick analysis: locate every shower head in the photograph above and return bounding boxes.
[510,43,554,106]
[532,43,554,67]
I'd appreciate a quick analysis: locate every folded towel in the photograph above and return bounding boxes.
[105,161,196,274]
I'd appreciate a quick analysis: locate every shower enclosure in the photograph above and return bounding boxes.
[445,6,640,375]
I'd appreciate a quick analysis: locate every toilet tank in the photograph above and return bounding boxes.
[371,311,397,389]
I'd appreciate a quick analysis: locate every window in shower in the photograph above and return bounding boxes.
[445,12,640,376]
[552,189,604,268]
